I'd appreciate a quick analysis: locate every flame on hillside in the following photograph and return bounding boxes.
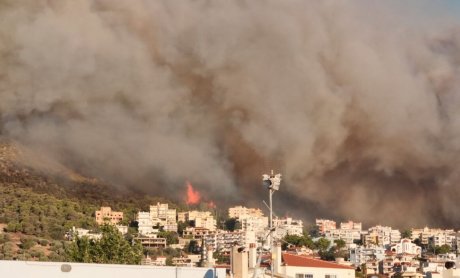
[185,181,201,205]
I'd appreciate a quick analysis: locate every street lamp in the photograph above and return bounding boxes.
[262,170,281,278]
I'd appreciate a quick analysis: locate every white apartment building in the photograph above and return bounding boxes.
[195,216,216,231]
[239,215,268,238]
[137,203,178,234]
[456,233,460,250]
[149,203,177,232]
[349,246,386,266]
[137,211,156,236]
[325,228,361,246]
[273,217,303,238]
[390,239,422,256]
[411,227,455,245]
[432,232,456,248]
[365,225,401,247]
[204,230,256,252]
[316,219,336,235]
[228,206,264,219]
[178,210,216,231]
[340,221,362,231]
[182,227,216,239]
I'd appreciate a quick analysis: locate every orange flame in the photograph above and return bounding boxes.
[186,181,201,205]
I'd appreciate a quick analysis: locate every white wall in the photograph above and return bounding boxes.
[280,265,354,278]
[0,261,226,278]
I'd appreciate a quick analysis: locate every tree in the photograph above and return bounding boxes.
[319,248,336,261]
[334,239,346,250]
[282,235,302,250]
[401,229,412,239]
[187,240,201,254]
[66,224,143,264]
[282,234,314,250]
[19,237,36,250]
[165,256,174,266]
[307,225,320,238]
[314,238,330,252]
[158,231,179,245]
[413,238,422,247]
[435,244,451,254]
[224,218,241,231]
[177,221,188,236]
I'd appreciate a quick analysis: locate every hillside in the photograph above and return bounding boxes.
[0,140,181,261]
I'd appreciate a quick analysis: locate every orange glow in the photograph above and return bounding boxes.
[207,201,216,209]
[186,181,201,205]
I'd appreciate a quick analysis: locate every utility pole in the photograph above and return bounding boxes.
[262,170,281,278]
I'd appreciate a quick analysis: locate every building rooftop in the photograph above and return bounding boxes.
[282,253,354,270]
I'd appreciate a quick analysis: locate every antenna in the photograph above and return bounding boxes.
[261,170,281,278]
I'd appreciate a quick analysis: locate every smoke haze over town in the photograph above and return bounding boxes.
[1,0,460,228]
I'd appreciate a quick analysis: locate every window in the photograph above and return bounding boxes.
[295,274,313,278]
[325,275,337,278]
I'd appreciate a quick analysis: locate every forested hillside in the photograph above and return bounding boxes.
[0,141,179,261]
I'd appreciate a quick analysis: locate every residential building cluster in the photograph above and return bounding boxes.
[316,218,460,277]
[411,227,458,249]
[321,220,362,247]
[70,205,460,277]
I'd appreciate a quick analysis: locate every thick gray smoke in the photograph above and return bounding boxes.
[1,0,460,227]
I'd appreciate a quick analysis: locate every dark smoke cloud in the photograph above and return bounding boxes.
[1,0,460,227]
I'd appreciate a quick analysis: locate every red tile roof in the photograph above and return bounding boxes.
[282,253,354,270]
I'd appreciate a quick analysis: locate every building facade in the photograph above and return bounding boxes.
[228,206,264,219]
[390,239,422,256]
[349,246,386,267]
[364,225,401,248]
[149,203,177,232]
[273,217,303,238]
[95,207,123,225]
[316,219,337,235]
[178,210,216,231]
[340,221,362,231]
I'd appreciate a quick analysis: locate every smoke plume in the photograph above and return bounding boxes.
[1,0,460,227]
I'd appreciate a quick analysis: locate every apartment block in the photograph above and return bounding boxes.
[273,217,303,238]
[204,230,256,252]
[325,228,361,246]
[316,219,336,235]
[228,206,264,219]
[349,246,385,266]
[137,211,157,236]
[340,221,362,231]
[178,210,216,231]
[183,227,217,240]
[413,227,444,244]
[239,215,268,238]
[365,225,401,248]
[149,203,177,232]
[95,207,123,225]
[431,232,456,248]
